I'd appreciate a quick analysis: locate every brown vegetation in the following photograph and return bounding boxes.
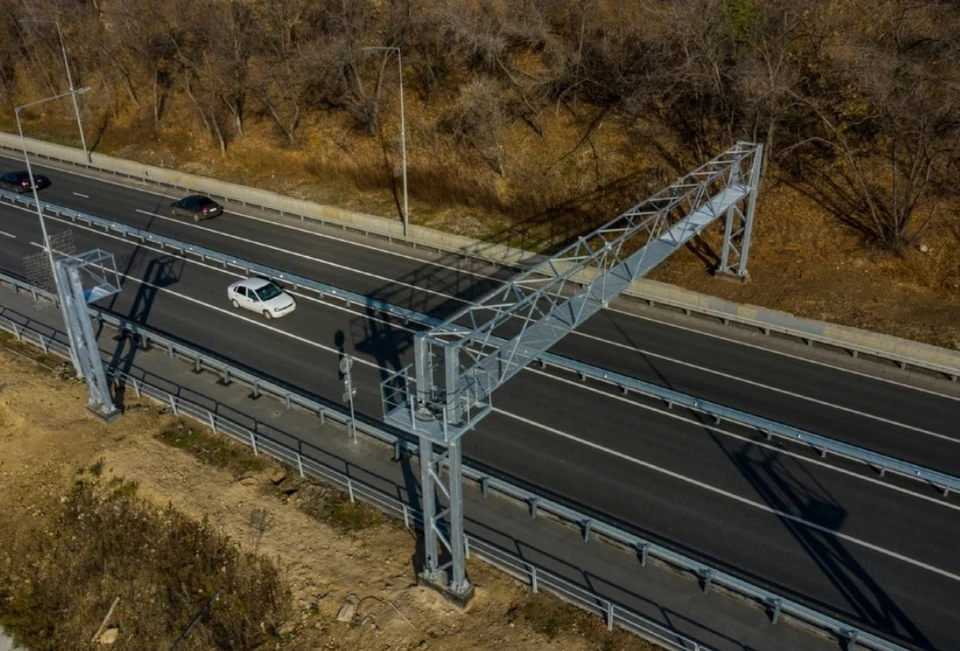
[0,472,291,650]
[0,342,659,651]
[0,0,958,343]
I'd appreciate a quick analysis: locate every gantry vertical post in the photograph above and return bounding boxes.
[718,149,744,274]
[416,435,474,607]
[419,435,441,580]
[717,143,764,279]
[447,437,469,594]
[55,260,119,422]
[736,143,764,277]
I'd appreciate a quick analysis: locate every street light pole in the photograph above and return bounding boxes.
[19,19,90,163]
[15,87,91,375]
[362,46,408,238]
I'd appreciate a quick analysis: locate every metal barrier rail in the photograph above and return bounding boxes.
[0,190,951,497]
[0,307,704,651]
[534,352,960,497]
[621,289,960,382]
[0,188,434,328]
[3,144,957,382]
[0,274,911,651]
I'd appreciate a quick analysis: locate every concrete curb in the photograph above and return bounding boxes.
[3,132,958,377]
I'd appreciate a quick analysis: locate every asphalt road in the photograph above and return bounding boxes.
[0,287,841,651]
[1,156,959,649]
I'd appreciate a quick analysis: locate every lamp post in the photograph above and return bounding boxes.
[361,46,409,238]
[16,87,91,374]
[18,19,90,163]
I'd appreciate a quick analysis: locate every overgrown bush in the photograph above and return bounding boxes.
[0,474,291,650]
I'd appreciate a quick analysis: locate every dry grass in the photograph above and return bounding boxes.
[509,591,659,651]
[0,472,291,651]
[157,419,266,477]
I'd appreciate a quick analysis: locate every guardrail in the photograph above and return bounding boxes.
[3,134,959,382]
[535,353,960,498]
[3,189,955,498]
[0,188,434,328]
[0,272,912,651]
[620,286,960,382]
[0,289,705,651]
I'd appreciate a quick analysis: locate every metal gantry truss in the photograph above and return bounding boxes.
[380,142,763,605]
[54,248,122,422]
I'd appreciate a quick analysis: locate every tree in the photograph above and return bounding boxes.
[796,0,960,249]
[445,77,509,177]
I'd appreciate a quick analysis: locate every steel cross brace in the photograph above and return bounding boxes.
[717,145,763,278]
[55,259,119,422]
[417,435,474,607]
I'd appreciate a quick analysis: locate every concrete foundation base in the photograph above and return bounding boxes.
[713,268,751,284]
[417,572,476,611]
[87,405,122,424]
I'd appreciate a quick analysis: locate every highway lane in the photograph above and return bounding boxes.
[0,288,846,651]
[1,207,959,648]
[2,163,960,478]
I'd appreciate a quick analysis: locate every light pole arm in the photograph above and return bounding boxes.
[18,18,90,162]
[15,87,89,112]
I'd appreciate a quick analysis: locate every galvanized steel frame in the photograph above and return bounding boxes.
[0,275,911,651]
[53,249,121,420]
[419,437,471,596]
[395,143,763,442]
[382,143,763,599]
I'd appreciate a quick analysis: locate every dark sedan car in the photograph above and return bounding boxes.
[0,170,50,193]
[169,195,223,222]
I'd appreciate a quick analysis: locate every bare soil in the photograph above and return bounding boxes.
[0,345,656,651]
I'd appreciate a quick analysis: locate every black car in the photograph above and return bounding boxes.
[0,170,50,193]
[169,195,223,222]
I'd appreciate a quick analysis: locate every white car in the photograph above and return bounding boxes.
[227,277,296,319]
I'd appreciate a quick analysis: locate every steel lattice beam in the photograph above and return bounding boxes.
[382,142,763,444]
[380,141,763,606]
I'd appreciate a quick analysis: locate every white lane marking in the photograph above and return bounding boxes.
[32,236,960,564]
[205,205,502,281]
[30,223,960,514]
[26,202,954,445]
[29,219,412,336]
[134,208,471,305]
[7,154,954,408]
[604,304,960,404]
[72,192,89,199]
[0,230,15,239]
[493,408,960,583]
[30,240,359,363]
[127,214,960,419]
[38,213,957,502]
[0,153,500,281]
[525,365,960,513]
[571,326,960,444]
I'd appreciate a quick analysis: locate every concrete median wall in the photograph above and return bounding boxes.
[3,132,958,375]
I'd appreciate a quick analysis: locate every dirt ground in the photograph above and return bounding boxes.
[649,182,960,350]
[0,346,657,651]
